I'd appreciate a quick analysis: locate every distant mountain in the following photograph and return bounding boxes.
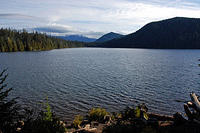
[95,32,124,43]
[57,35,96,42]
[95,17,200,49]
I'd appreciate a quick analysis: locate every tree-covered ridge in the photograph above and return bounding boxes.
[0,28,86,52]
[94,17,200,49]
[95,32,123,43]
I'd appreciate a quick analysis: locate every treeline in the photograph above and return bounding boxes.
[0,28,86,52]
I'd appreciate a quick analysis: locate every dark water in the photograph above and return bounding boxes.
[1,48,200,121]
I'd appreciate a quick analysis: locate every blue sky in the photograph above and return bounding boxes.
[1,0,200,38]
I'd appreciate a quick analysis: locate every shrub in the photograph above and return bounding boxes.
[120,104,149,121]
[120,107,136,121]
[21,113,66,133]
[21,114,66,133]
[88,107,109,122]
[103,104,150,133]
[21,98,66,133]
[73,115,83,128]
[43,97,53,121]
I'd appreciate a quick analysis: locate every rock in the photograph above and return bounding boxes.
[66,123,73,128]
[91,121,99,127]
[104,115,111,123]
[86,128,97,133]
[74,124,98,133]
[82,119,90,125]
[19,121,24,126]
[16,128,21,132]
[159,121,173,127]
[63,123,66,127]
[84,124,91,130]
[60,121,66,127]
[60,121,64,124]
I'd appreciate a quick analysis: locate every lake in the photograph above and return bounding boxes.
[0,48,200,121]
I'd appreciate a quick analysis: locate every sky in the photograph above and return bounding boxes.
[1,0,200,38]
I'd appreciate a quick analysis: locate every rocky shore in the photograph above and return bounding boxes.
[2,93,200,133]
[64,93,200,133]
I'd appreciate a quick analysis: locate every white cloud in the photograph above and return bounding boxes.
[1,0,200,38]
[30,23,105,38]
[43,0,200,35]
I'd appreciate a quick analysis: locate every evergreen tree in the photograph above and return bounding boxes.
[0,69,20,133]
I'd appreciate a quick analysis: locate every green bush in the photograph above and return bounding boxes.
[73,115,83,128]
[119,104,149,121]
[21,113,66,133]
[43,97,53,121]
[88,107,109,122]
[103,104,152,133]
[21,101,66,133]
[120,107,135,121]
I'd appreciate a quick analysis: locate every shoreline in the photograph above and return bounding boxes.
[61,93,200,133]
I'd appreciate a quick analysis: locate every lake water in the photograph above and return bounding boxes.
[1,48,200,121]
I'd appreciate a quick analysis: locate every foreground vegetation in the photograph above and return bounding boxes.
[0,28,86,52]
[0,69,66,133]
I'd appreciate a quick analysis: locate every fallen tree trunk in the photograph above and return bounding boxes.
[190,93,200,112]
[148,113,174,121]
[184,104,193,120]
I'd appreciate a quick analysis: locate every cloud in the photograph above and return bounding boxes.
[31,24,105,38]
[0,13,46,23]
[33,26,72,33]
[0,13,47,29]
[83,31,105,38]
[0,13,40,20]
[1,0,200,37]
[41,0,200,34]
[0,12,105,38]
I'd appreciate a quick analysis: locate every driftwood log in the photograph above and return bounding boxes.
[148,113,174,121]
[190,93,200,112]
[184,93,200,123]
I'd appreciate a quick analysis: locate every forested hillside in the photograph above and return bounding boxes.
[0,29,85,52]
[95,32,123,43]
[95,17,200,49]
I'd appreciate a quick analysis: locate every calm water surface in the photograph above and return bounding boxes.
[1,48,200,121]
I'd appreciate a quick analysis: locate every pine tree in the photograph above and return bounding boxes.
[7,37,13,52]
[0,69,20,133]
